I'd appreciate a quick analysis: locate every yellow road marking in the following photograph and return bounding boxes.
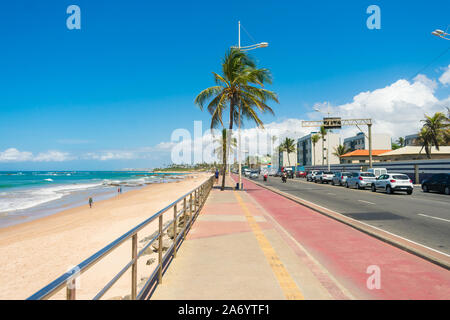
[234,191,304,300]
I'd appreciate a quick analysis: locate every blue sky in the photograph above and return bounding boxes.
[0,0,449,170]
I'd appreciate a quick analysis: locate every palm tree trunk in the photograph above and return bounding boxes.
[321,139,324,166]
[312,143,315,166]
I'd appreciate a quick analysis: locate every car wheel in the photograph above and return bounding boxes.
[422,184,429,192]
[331,180,334,185]
[445,187,450,195]
[371,184,376,192]
[386,185,393,194]
[407,190,413,195]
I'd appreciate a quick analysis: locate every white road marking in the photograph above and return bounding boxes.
[417,214,450,223]
[358,200,375,205]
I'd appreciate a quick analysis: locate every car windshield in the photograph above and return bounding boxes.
[343,173,352,177]
[392,175,409,180]
[360,173,375,177]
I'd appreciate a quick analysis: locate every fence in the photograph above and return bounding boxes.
[27,175,215,300]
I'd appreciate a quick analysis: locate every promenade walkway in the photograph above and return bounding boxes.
[152,175,450,300]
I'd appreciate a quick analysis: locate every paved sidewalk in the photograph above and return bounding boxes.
[152,175,450,300]
[152,176,348,300]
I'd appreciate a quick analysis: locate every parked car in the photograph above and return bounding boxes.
[331,172,352,186]
[346,172,377,189]
[307,170,319,182]
[371,173,413,194]
[296,171,307,178]
[313,171,324,183]
[368,167,387,178]
[318,171,334,184]
[421,173,450,195]
[250,170,259,179]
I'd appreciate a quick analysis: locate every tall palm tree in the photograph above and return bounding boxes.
[279,138,296,167]
[311,134,320,166]
[319,126,327,165]
[195,48,278,190]
[418,127,433,159]
[421,112,448,151]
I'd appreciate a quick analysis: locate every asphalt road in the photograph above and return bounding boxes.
[249,176,450,255]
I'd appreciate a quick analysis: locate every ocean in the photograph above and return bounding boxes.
[0,171,187,228]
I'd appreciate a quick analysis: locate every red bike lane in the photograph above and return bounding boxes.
[234,176,450,299]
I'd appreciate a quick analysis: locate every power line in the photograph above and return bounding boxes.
[409,45,450,80]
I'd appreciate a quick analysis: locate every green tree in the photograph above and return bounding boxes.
[311,134,320,166]
[418,127,433,159]
[421,112,448,151]
[195,48,278,190]
[215,129,237,175]
[279,137,296,167]
[396,137,405,147]
[333,144,350,157]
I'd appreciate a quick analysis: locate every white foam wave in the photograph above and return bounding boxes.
[0,182,103,214]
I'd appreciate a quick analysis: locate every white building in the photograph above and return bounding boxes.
[343,132,391,151]
[297,132,341,167]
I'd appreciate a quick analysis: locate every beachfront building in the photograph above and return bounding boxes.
[278,150,298,169]
[339,149,392,164]
[343,132,391,151]
[377,146,450,161]
[297,132,341,166]
[404,133,420,146]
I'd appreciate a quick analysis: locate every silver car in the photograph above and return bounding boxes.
[331,172,352,186]
[345,172,376,189]
[306,170,318,182]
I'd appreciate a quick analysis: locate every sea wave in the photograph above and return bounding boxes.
[0,182,103,214]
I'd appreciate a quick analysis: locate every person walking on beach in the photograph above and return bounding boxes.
[215,168,219,184]
[89,197,93,208]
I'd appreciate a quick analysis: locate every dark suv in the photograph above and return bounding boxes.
[421,173,450,195]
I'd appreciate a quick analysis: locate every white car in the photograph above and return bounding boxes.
[306,170,319,182]
[371,173,413,194]
[318,171,334,184]
[250,171,259,179]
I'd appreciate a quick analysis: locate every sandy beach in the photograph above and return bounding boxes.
[0,173,210,300]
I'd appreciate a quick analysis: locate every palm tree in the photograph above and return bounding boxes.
[195,48,278,190]
[311,134,320,166]
[418,127,433,159]
[279,138,296,167]
[421,112,448,151]
[396,137,405,147]
[333,144,349,158]
[319,126,327,165]
[215,129,237,174]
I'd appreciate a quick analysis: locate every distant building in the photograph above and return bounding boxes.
[404,133,420,146]
[297,132,341,166]
[378,146,450,161]
[343,132,391,151]
[278,150,297,169]
[340,149,392,164]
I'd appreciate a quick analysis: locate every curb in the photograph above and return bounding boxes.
[247,178,450,270]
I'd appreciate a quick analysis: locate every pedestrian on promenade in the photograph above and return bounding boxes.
[89,197,93,208]
[215,168,219,184]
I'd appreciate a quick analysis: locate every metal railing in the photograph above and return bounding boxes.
[27,176,215,300]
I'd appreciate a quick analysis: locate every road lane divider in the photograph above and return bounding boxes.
[418,214,450,223]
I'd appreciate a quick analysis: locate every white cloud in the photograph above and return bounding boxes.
[0,148,72,162]
[0,148,33,162]
[439,64,450,86]
[307,75,448,140]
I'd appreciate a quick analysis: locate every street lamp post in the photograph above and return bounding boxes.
[432,29,450,40]
[314,105,331,171]
[234,21,269,190]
